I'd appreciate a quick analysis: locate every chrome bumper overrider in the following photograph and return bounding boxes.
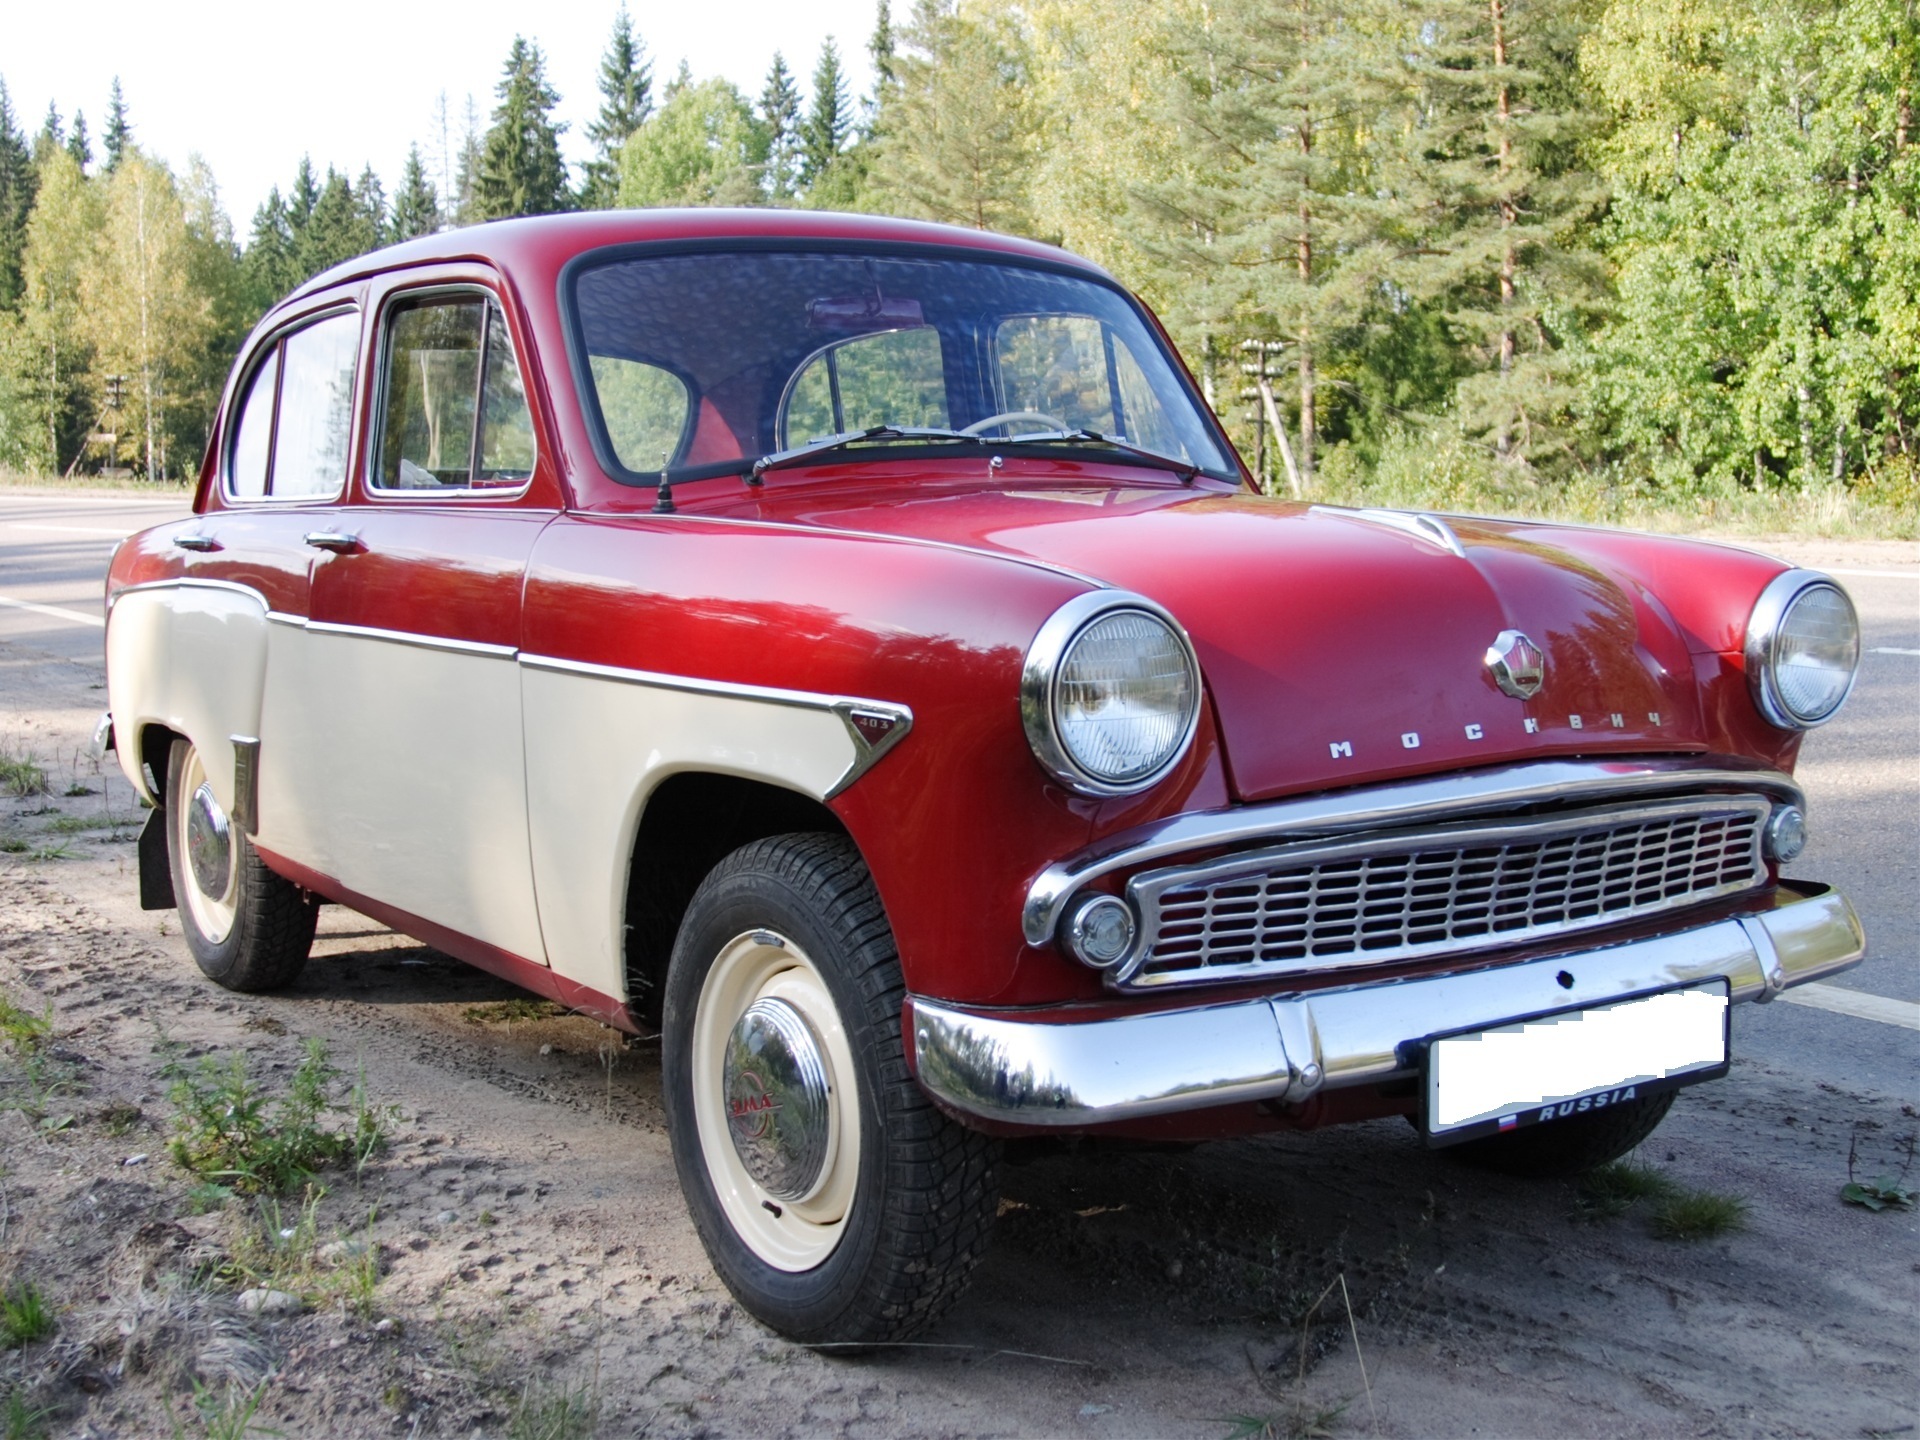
[909,884,1864,1128]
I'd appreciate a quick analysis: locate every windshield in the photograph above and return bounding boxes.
[568,249,1237,483]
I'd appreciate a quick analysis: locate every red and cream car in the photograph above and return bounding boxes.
[98,211,1865,1343]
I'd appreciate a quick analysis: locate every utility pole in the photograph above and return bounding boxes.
[1239,340,1300,498]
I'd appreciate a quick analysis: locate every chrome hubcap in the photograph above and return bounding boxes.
[722,997,832,1202]
[186,782,232,899]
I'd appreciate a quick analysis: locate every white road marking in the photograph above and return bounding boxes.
[2,522,134,537]
[0,595,104,628]
[1870,647,1920,656]
[1824,567,1920,580]
[1779,983,1920,1030]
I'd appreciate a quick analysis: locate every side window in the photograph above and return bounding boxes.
[223,310,359,501]
[590,355,690,472]
[376,294,537,491]
[783,327,947,444]
[271,313,362,498]
[227,351,278,499]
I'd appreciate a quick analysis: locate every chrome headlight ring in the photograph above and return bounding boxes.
[1744,569,1861,730]
[1021,591,1202,797]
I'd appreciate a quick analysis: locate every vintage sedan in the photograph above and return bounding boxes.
[98,210,1864,1343]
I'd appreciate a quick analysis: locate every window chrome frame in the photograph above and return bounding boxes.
[220,303,361,507]
[366,283,540,503]
[774,325,943,450]
[1020,590,1202,799]
[1743,568,1860,730]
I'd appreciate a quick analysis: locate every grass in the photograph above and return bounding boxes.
[1576,1159,1677,1219]
[0,471,191,496]
[0,1281,54,1349]
[2,1385,53,1440]
[505,1376,600,1440]
[1217,1403,1348,1440]
[23,844,75,863]
[1648,1190,1750,1240]
[0,757,48,799]
[172,1379,279,1440]
[214,1192,384,1317]
[0,840,27,854]
[463,999,565,1026]
[166,1040,393,1195]
[43,814,124,834]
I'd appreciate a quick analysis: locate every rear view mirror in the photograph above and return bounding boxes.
[807,295,926,332]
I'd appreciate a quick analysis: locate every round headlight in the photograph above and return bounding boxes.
[1022,593,1201,795]
[1745,571,1860,729]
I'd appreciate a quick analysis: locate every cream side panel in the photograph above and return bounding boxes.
[255,618,326,866]
[105,587,267,812]
[522,667,857,1002]
[268,631,546,965]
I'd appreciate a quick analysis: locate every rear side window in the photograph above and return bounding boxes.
[224,310,361,500]
[375,293,537,491]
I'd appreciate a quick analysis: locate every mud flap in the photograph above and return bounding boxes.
[138,808,176,911]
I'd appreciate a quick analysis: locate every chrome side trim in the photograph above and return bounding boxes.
[518,653,913,797]
[913,884,1864,1128]
[305,619,518,659]
[230,735,261,835]
[90,711,115,760]
[1022,760,1806,945]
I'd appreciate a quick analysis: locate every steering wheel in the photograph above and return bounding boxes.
[960,411,1071,437]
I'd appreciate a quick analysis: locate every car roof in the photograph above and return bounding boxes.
[287,209,1112,303]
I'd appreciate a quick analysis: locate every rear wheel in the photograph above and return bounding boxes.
[166,738,316,993]
[1446,1091,1677,1178]
[662,833,1000,1343]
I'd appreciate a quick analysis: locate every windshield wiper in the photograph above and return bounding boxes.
[748,425,981,481]
[1002,428,1201,484]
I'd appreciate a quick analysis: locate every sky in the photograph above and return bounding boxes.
[5,0,882,233]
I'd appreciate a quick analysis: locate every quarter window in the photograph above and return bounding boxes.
[376,294,537,491]
[784,327,948,445]
[223,311,360,500]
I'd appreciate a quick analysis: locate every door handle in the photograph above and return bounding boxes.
[173,534,221,552]
[303,531,362,554]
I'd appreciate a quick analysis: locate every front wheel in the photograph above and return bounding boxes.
[662,834,1000,1343]
[166,738,316,992]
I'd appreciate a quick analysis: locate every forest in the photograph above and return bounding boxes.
[0,0,1914,531]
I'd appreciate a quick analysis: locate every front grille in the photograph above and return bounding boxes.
[1121,796,1771,990]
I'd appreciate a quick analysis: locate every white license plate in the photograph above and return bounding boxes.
[1424,981,1730,1144]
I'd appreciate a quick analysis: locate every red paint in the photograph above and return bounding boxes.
[257,845,641,1034]
[107,210,1828,1102]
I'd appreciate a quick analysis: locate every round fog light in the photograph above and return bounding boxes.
[1765,805,1808,862]
[1062,894,1137,970]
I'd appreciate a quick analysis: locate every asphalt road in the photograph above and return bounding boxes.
[1,489,1913,1098]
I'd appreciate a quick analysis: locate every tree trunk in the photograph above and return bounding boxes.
[1492,0,1515,462]
[1296,2,1316,490]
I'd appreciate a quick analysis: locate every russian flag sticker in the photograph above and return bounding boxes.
[1497,1113,1518,1132]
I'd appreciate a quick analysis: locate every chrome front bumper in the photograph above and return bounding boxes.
[908,883,1864,1128]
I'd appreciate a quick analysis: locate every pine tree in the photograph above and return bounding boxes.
[759,53,804,201]
[287,156,320,235]
[243,187,297,310]
[0,78,36,312]
[453,97,485,225]
[1388,0,1604,467]
[476,37,572,220]
[36,103,63,161]
[871,0,897,92]
[583,5,653,206]
[354,164,388,245]
[801,38,853,190]
[103,78,131,171]
[391,145,441,241]
[66,112,92,172]
[871,1,1036,232]
[302,167,382,277]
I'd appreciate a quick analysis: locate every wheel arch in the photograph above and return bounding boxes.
[621,770,854,1028]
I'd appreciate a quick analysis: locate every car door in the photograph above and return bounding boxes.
[288,274,557,967]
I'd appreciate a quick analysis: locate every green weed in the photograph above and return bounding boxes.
[173,1378,278,1440]
[1216,1405,1347,1440]
[1576,1159,1676,1219]
[24,844,74,862]
[0,995,48,1050]
[0,757,48,799]
[1649,1189,1749,1240]
[1843,1175,1916,1212]
[0,840,27,854]
[43,814,119,834]
[0,1281,54,1348]
[506,1376,600,1440]
[166,1040,393,1195]
[62,783,92,798]
[2,1384,54,1440]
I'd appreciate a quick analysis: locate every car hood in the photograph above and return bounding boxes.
[713,474,1713,802]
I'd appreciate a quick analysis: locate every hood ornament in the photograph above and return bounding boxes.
[1486,630,1545,700]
